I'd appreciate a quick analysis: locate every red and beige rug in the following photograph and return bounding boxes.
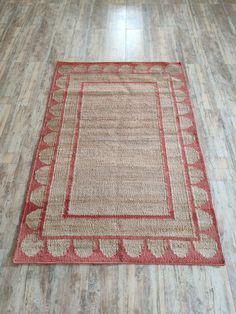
[14,62,224,265]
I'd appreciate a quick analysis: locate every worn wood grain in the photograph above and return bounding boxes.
[0,0,236,313]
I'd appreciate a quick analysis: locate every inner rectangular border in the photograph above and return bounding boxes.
[64,81,174,219]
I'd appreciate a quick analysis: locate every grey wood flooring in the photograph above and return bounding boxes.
[0,0,236,313]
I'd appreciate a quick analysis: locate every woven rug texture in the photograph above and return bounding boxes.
[13,62,224,265]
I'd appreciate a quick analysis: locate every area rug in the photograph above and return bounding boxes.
[13,62,224,265]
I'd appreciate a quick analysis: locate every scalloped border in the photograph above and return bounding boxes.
[13,62,225,265]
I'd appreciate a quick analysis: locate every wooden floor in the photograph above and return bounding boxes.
[0,0,236,313]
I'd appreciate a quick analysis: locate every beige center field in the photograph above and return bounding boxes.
[43,73,196,238]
